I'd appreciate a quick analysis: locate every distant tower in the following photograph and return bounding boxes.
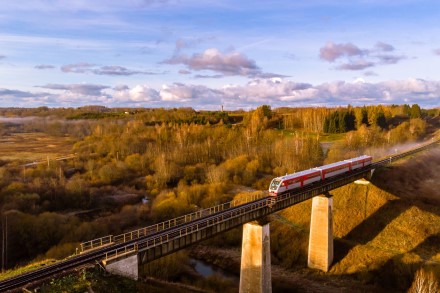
[221,105,224,112]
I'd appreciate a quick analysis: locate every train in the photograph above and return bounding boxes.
[268,155,372,196]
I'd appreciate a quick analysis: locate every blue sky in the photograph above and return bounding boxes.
[1,0,440,109]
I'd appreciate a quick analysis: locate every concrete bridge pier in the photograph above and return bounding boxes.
[308,193,333,272]
[103,254,139,280]
[239,220,272,293]
[367,168,375,180]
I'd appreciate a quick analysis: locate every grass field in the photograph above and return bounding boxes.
[0,132,75,162]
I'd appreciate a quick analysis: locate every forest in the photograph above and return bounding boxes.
[0,104,439,291]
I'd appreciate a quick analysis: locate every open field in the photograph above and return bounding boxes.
[0,132,75,162]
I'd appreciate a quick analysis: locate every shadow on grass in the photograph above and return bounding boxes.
[371,233,440,291]
[332,198,409,265]
[343,199,409,245]
[334,148,440,261]
[410,232,440,261]
[371,148,440,209]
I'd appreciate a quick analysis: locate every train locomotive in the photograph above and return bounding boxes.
[268,155,372,196]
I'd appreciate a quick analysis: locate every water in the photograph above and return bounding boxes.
[191,258,238,281]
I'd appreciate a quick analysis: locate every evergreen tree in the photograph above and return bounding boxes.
[345,110,356,131]
[376,111,387,129]
[403,104,411,116]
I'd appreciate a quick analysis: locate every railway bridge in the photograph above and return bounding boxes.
[0,140,438,292]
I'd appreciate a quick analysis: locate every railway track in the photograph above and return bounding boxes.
[0,139,438,292]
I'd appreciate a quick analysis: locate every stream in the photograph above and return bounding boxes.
[191,258,238,282]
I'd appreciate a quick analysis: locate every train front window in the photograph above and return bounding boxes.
[270,179,281,190]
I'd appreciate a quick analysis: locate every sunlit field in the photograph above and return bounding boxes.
[0,132,74,162]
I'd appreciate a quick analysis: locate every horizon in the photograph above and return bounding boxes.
[1,1,440,109]
[0,103,438,112]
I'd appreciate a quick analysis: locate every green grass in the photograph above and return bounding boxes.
[278,129,346,143]
[0,259,58,281]
[319,132,346,142]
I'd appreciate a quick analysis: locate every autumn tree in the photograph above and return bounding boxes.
[410,104,422,119]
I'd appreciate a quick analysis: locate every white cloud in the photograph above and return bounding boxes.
[320,42,366,62]
[336,60,375,70]
[113,84,160,102]
[375,42,394,52]
[223,78,312,102]
[320,41,406,71]
[178,69,191,75]
[35,64,56,70]
[61,63,158,76]
[61,63,95,73]
[162,48,285,78]
[159,83,223,104]
[364,71,378,76]
[38,83,109,96]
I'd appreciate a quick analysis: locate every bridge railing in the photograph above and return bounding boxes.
[135,198,270,252]
[80,235,113,253]
[101,193,285,261]
[104,243,138,261]
[81,191,266,253]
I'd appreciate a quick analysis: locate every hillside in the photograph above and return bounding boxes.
[190,146,440,292]
[31,146,440,292]
[269,147,440,292]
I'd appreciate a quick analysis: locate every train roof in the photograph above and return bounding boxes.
[273,155,373,181]
[315,160,349,170]
[275,168,321,181]
[315,155,373,170]
[344,155,372,162]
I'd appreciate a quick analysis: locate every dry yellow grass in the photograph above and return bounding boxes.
[0,132,75,162]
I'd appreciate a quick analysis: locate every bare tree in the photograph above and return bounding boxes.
[408,268,439,293]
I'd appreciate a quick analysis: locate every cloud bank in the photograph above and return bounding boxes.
[1,78,439,108]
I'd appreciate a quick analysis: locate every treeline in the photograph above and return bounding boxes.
[322,104,426,133]
[279,104,437,134]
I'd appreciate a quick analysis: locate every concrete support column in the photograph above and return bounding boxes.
[308,195,333,272]
[239,221,272,293]
[104,254,139,280]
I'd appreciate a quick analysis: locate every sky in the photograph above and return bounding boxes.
[1,0,440,109]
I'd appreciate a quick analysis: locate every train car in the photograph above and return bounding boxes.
[269,169,321,196]
[314,160,351,180]
[268,155,373,196]
[344,155,372,171]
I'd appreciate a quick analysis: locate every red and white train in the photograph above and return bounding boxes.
[268,155,372,196]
